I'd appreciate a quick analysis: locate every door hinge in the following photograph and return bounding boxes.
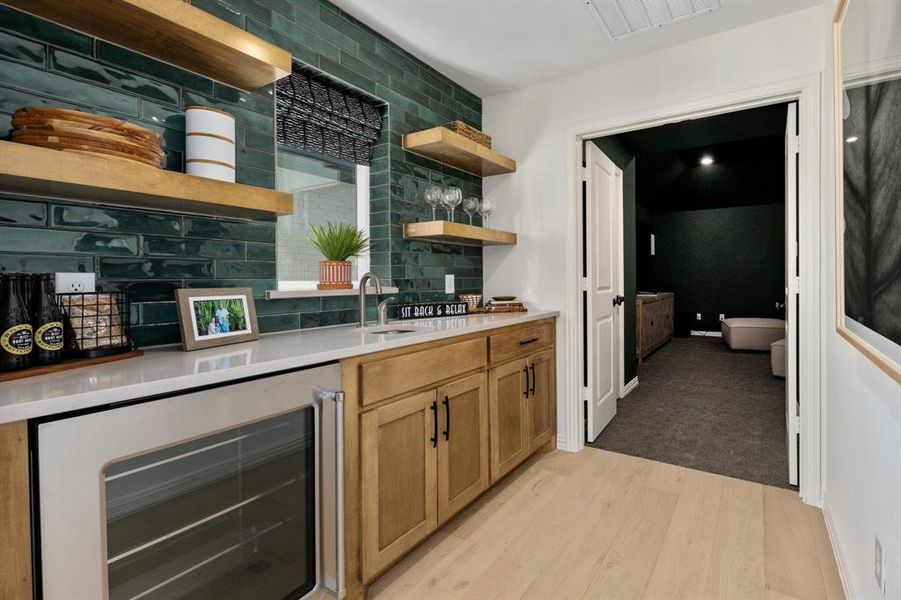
[788,277,801,295]
[789,414,801,435]
[582,387,591,402]
[581,277,590,291]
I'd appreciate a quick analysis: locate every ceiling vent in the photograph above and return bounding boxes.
[586,0,722,40]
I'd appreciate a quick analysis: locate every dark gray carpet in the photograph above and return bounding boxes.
[589,336,794,490]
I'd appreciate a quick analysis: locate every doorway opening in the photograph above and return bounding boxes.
[582,102,800,490]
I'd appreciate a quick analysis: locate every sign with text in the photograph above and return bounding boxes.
[397,302,469,320]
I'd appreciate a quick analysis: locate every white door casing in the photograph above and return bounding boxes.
[585,143,621,442]
[563,75,820,505]
[785,102,800,486]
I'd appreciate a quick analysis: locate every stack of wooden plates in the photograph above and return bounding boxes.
[10,107,164,168]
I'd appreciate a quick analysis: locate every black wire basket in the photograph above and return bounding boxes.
[56,292,135,359]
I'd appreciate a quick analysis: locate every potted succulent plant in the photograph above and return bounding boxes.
[309,222,369,290]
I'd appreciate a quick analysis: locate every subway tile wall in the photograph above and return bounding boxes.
[0,0,483,346]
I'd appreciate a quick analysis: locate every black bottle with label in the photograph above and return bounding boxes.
[32,273,64,365]
[0,273,34,371]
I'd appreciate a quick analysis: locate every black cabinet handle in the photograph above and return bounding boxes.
[430,400,438,447]
[529,363,536,396]
[519,337,539,346]
[523,365,530,397]
[442,396,450,441]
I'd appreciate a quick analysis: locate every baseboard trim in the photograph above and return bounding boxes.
[691,330,723,337]
[823,503,856,600]
[620,377,638,398]
[556,433,576,452]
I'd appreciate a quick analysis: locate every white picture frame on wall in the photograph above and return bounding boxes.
[833,0,901,384]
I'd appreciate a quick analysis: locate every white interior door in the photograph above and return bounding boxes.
[585,143,621,442]
[785,103,800,487]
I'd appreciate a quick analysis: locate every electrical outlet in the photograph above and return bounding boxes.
[55,272,95,294]
[875,535,885,594]
[445,274,455,294]
[719,313,725,322]
[696,313,702,320]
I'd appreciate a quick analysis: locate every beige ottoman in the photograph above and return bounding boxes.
[770,338,787,378]
[721,318,786,351]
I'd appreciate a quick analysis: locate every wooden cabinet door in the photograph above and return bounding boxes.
[528,349,556,452]
[360,390,438,579]
[489,358,530,483]
[437,372,489,524]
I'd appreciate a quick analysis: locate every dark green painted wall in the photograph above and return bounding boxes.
[0,0,483,346]
[592,138,638,384]
[653,204,786,332]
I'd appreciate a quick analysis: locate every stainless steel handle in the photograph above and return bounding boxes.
[317,389,345,599]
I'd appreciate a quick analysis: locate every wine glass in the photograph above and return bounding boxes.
[462,196,480,225]
[442,186,462,221]
[479,196,495,228]
[423,185,441,220]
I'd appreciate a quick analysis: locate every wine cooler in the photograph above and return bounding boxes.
[33,365,344,600]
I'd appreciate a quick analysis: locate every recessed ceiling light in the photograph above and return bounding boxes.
[700,156,714,166]
[845,136,859,143]
[586,0,722,41]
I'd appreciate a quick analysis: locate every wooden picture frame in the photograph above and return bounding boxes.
[174,288,259,351]
[833,0,901,384]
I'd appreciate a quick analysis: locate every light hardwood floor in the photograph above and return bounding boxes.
[369,449,844,600]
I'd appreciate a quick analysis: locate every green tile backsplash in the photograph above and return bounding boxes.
[0,0,483,346]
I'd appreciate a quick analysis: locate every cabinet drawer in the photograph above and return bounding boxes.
[360,338,487,405]
[489,321,554,364]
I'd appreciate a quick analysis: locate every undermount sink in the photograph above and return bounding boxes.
[369,325,420,335]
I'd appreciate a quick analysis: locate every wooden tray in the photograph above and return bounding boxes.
[13,107,161,144]
[12,119,162,147]
[0,349,144,382]
[446,120,492,148]
[9,137,163,168]
[11,107,164,168]
[11,131,164,163]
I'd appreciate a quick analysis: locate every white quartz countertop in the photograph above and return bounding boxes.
[0,310,558,424]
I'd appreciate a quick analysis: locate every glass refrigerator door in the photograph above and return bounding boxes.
[103,408,316,600]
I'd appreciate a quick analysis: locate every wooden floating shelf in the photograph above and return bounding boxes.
[4,0,292,91]
[403,220,517,247]
[0,141,293,219]
[403,127,516,177]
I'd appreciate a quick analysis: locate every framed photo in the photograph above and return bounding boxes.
[174,288,259,351]
[834,0,901,384]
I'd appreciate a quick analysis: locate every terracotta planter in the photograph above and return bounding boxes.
[318,260,353,290]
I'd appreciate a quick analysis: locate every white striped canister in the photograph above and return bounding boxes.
[185,106,235,182]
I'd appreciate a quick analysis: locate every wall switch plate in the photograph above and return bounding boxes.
[719,314,725,322]
[445,274,455,294]
[696,313,702,320]
[875,535,885,594]
[55,272,95,294]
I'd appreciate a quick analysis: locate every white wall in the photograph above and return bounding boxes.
[483,4,901,598]
[482,5,824,449]
[822,2,901,598]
